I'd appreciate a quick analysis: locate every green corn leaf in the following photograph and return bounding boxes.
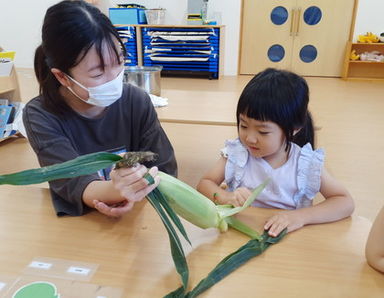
[217,179,270,218]
[163,286,185,298]
[224,216,262,241]
[0,152,122,185]
[153,188,191,246]
[185,229,287,298]
[147,190,189,297]
[144,172,191,245]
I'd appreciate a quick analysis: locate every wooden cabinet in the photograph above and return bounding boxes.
[0,61,21,142]
[0,67,20,102]
[239,0,357,76]
[342,41,384,80]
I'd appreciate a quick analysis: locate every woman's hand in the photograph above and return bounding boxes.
[93,165,160,217]
[264,210,305,237]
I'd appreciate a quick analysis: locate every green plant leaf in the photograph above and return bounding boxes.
[163,286,185,298]
[0,152,122,185]
[144,173,191,245]
[224,216,262,240]
[217,179,269,218]
[147,190,189,297]
[185,229,287,298]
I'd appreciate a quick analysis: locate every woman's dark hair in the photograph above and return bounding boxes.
[236,68,314,151]
[34,0,126,114]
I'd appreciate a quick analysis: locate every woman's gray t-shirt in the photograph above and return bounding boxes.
[23,83,177,216]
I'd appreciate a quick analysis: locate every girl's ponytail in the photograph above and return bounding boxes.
[34,45,68,114]
[292,111,315,148]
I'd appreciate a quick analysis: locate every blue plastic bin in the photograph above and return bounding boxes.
[109,8,147,25]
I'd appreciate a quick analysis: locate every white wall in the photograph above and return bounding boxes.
[0,0,382,75]
[353,0,384,41]
[0,0,58,68]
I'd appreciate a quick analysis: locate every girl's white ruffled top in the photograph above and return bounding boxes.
[221,138,324,209]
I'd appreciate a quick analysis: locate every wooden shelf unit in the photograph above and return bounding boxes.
[0,48,21,142]
[0,45,20,102]
[342,41,384,80]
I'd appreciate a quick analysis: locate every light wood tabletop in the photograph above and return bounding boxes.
[155,76,248,126]
[0,185,382,298]
[155,90,238,126]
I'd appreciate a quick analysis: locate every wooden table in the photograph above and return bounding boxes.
[0,185,382,297]
[156,89,238,126]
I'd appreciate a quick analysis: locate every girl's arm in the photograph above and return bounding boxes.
[299,167,355,224]
[366,206,384,272]
[197,157,251,206]
[197,157,227,202]
[265,167,354,236]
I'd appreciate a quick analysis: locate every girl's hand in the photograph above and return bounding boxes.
[219,187,252,207]
[264,210,305,237]
[94,165,160,217]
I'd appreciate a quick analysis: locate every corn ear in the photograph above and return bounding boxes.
[157,171,227,231]
[157,172,269,235]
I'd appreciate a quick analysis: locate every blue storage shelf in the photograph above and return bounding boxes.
[115,26,138,67]
[141,27,221,79]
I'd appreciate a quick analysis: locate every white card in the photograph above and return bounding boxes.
[0,282,6,291]
[67,266,91,276]
[28,261,52,270]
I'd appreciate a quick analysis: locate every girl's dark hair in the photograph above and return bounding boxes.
[34,0,126,114]
[236,68,314,151]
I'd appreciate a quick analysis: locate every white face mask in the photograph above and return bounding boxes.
[66,68,124,107]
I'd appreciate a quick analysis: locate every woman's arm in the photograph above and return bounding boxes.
[83,165,160,217]
[265,167,354,236]
[366,206,384,272]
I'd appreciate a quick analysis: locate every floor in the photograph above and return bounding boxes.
[7,68,384,222]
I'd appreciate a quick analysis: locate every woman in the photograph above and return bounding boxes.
[23,0,177,217]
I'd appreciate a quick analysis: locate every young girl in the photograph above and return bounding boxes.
[23,1,177,217]
[197,68,354,237]
[366,206,384,272]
